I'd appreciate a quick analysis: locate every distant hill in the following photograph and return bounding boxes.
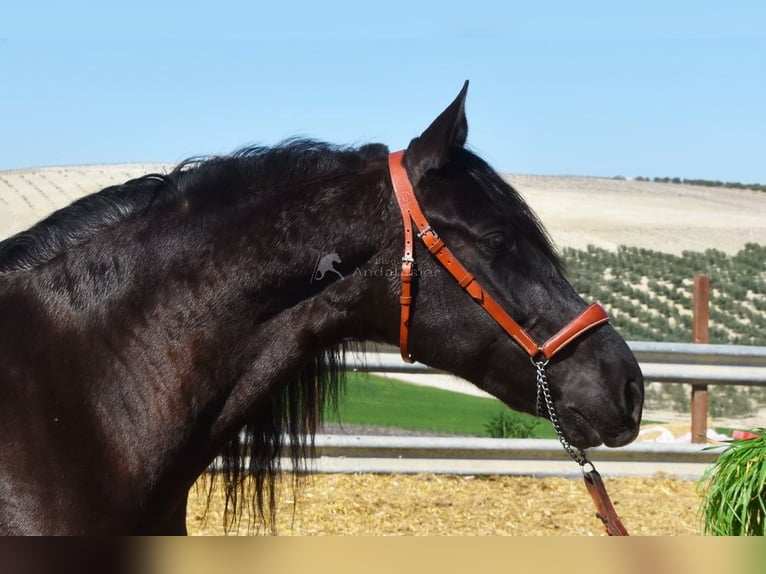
[2,165,765,254]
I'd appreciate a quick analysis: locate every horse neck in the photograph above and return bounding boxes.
[36,166,397,492]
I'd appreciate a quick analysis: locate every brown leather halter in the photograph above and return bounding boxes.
[388,150,629,536]
[388,150,609,364]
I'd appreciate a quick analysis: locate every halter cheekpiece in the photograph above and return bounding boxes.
[388,150,609,365]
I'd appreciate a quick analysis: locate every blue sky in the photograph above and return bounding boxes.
[2,1,765,183]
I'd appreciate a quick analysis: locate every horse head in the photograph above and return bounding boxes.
[371,83,643,449]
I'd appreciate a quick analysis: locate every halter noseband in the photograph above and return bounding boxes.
[388,150,609,365]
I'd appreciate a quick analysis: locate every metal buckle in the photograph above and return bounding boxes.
[416,226,437,239]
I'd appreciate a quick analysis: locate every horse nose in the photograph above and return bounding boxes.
[603,375,644,447]
[625,374,644,426]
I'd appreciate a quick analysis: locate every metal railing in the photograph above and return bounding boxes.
[222,434,725,479]
[286,434,724,479]
[346,342,766,386]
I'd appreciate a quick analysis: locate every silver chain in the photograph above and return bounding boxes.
[533,358,591,468]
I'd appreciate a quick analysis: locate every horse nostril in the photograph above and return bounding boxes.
[626,377,644,423]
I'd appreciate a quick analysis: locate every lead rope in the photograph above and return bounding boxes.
[533,358,630,536]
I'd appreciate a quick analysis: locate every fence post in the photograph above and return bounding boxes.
[691,275,710,443]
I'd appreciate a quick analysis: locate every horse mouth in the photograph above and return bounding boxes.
[565,409,603,449]
[566,408,638,449]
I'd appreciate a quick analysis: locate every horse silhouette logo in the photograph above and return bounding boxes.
[311,252,343,283]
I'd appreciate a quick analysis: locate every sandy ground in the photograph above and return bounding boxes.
[187,472,703,536]
[1,166,764,255]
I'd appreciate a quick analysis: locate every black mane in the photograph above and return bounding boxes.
[0,173,170,273]
[0,139,388,273]
[215,343,351,533]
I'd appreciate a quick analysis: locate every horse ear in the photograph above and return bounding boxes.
[405,80,469,182]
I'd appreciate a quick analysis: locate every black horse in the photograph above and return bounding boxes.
[0,83,643,535]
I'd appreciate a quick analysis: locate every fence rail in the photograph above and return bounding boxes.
[345,342,766,387]
[311,435,721,463]
[264,435,724,479]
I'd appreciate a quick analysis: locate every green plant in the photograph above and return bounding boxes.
[698,429,766,535]
[483,410,537,438]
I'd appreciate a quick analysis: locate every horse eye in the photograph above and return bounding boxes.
[482,232,507,252]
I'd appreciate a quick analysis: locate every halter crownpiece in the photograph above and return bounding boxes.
[388,150,629,536]
[387,150,609,364]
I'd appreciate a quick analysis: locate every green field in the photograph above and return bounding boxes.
[325,372,555,438]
